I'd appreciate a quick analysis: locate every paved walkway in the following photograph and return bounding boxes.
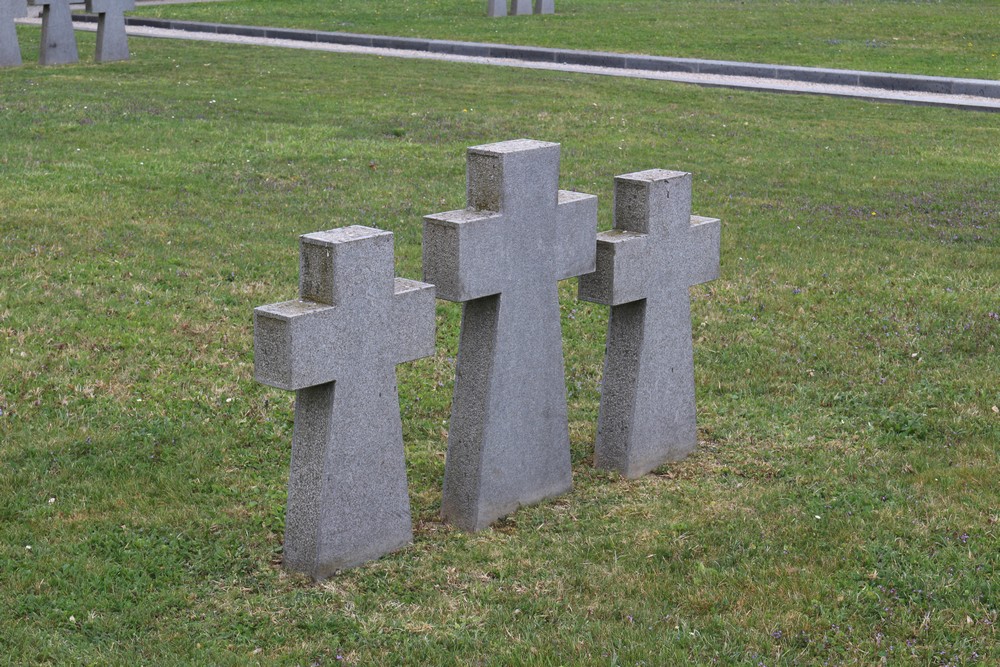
[15,14,999,112]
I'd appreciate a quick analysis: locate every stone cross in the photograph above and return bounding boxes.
[489,0,552,17]
[32,0,78,65]
[1,0,28,67]
[509,0,532,15]
[486,0,507,17]
[254,226,436,580]
[424,139,597,531]
[85,0,134,62]
[579,170,720,478]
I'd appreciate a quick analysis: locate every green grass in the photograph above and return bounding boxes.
[2,23,999,666]
[133,0,1000,79]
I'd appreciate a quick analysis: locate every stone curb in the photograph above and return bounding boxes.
[68,14,1000,100]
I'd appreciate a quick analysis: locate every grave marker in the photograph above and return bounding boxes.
[424,139,597,531]
[254,226,436,580]
[579,170,720,478]
[33,0,78,65]
[1,0,28,67]
[510,0,532,15]
[85,0,134,62]
[486,0,506,17]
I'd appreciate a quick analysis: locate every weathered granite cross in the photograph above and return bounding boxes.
[254,226,436,580]
[579,170,720,478]
[85,0,134,62]
[1,0,28,67]
[423,139,597,531]
[32,0,78,65]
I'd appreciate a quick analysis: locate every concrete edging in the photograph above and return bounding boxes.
[68,14,1000,100]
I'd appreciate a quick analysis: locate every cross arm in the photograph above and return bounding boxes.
[254,300,344,391]
[555,190,598,281]
[85,0,135,13]
[392,278,436,364]
[6,0,28,17]
[686,215,721,286]
[423,208,504,303]
[577,230,650,306]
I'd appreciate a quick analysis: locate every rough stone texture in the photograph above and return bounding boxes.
[509,0,532,15]
[254,226,436,580]
[486,0,506,17]
[1,0,28,66]
[534,0,554,14]
[33,0,78,65]
[424,139,597,531]
[579,170,720,478]
[85,0,135,62]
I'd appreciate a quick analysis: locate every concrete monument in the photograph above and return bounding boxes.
[33,0,78,65]
[486,0,506,17]
[579,170,720,478]
[1,0,28,67]
[490,0,553,17]
[424,139,597,531]
[254,226,436,580]
[85,0,134,62]
[509,0,532,15]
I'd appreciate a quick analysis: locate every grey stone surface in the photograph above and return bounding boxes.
[534,0,554,14]
[1,0,28,67]
[424,139,597,531]
[579,170,720,478]
[254,226,436,580]
[32,0,78,65]
[509,0,532,15]
[486,0,506,17]
[86,0,134,62]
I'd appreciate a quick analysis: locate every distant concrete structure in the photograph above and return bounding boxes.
[1,0,29,67]
[33,0,78,65]
[424,139,597,531]
[489,0,553,17]
[254,226,436,580]
[579,170,720,478]
[85,0,135,62]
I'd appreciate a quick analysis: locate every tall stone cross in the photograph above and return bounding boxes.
[32,0,78,65]
[254,226,436,580]
[579,170,720,478]
[1,0,28,67]
[85,0,134,62]
[424,139,597,531]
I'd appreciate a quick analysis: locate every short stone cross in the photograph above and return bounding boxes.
[32,0,78,65]
[579,170,720,478]
[85,0,134,62]
[1,0,29,67]
[424,139,598,531]
[254,226,436,580]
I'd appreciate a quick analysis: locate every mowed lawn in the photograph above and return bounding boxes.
[2,21,999,667]
[135,0,1000,79]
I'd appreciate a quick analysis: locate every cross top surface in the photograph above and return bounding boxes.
[255,225,434,392]
[579,169,720,478]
